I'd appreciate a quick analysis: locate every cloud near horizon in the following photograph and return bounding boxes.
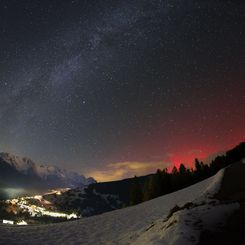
[87,161,171,182]
[85,147,231,182]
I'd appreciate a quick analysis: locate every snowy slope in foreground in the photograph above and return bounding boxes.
[0,168,238,244]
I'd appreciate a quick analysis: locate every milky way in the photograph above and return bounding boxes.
[0,0,244,181]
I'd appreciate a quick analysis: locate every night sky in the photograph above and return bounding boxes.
[0,0,244,181]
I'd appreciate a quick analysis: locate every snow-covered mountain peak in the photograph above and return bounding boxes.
[0,152,96,188]
[0,152,36,172]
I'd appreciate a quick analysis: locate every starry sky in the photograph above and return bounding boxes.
[0,0,244,181]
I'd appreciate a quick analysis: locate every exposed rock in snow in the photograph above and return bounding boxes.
[132,200,239,245]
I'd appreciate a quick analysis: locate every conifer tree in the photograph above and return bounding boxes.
[130,176,143,205]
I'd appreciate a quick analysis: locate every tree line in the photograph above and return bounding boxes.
[130,142,245,205]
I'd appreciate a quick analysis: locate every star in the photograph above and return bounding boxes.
[0,0,243,179]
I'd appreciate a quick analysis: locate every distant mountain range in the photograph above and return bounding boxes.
[0,142,244,225]
[0,152,95,190]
